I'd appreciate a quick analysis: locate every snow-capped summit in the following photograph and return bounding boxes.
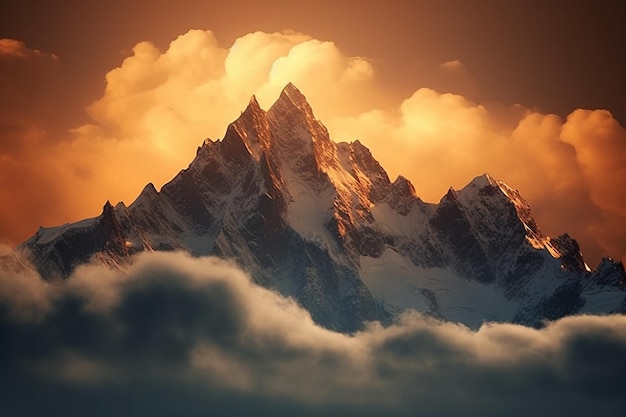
[17,84,626,331]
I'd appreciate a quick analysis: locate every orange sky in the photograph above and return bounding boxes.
[1,1,625,266]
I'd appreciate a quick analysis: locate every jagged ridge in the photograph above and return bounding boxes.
[18,84,626,331]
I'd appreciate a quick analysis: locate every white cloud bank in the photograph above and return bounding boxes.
[1,250,625,416]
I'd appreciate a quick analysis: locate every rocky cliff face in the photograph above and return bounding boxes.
[19,83,626,331]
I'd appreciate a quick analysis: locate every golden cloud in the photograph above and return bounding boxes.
[330,90,626,264]
[0,31,624,266]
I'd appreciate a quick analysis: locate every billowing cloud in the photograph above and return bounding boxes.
[1,250,625,416]
[329,89,626,265]
[84,29,375,146]
[560,109,626,259]
[0,30,625,267]
[434,59,478,97]
[0,31,376,247]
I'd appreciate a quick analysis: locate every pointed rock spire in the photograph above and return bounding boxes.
[282,82,305,100]
[248,94,260,108]
[386,175,418,215]
[441,187,458,203]
[138,182,158,201]
[139,182,157,196]
[103,200,114,213]
[236,94,265,123]
[269,82,314,118]
[392,175,417,198]
[222,93,271,161]
[550,234,588,272]
[241,94,265,120]
[469,173,497,189]
[264,83,335,178]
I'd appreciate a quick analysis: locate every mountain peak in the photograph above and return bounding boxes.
[18,85,626,332]
[130,182,159,209]
[271,82,313,116]
[246,94,261,112]
[469,173,497,189]
[264,83,333,174]
[240,94,264,119]
[103,200,114,212]
[222,92,271,160]
[283,81,301,96]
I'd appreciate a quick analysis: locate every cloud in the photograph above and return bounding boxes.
[329,89,626,265]
[85,29,375,145]
[0,39,57,59]
[560,109,626,258]
[1,30,625,268]
[0,38,60,126]
[0,31,377,247]
[1,250,626,416]
[0,244,54,321]
[439,59,464,71]
[434,59,478,97]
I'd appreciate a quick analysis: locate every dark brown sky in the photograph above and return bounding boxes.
[2,0,625,125]
[1,0,625,265]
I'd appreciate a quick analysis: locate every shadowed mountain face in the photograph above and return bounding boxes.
[19,83,626,331]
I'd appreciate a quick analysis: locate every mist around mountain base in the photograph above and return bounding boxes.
[1,249,626,416]
[2,83,626,415]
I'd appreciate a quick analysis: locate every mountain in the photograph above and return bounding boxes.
[17,83,626,331]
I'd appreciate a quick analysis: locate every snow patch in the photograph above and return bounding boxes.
[360,249,519,328]
[32,218,98,245]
